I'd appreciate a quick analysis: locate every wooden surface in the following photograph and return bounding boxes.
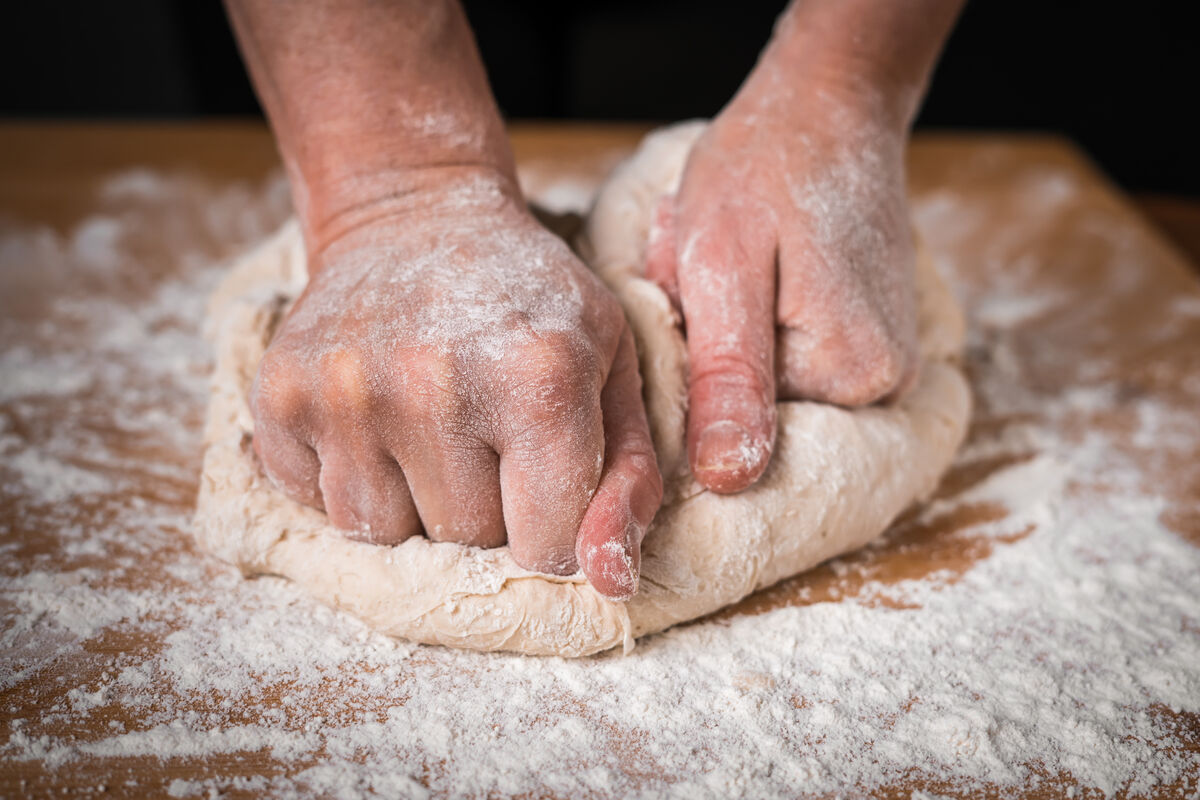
[1,122,1198,798]
[1134,193,1200,272]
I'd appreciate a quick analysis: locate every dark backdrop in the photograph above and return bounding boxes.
[1,1,1195,195]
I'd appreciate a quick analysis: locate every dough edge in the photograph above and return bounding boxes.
[193,122,970,658]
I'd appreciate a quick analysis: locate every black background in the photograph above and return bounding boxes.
[1,1,1196,195]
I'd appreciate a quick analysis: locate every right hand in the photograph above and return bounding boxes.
[249,171,663,600]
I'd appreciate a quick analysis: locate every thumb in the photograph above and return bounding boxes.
[677,208,778,494]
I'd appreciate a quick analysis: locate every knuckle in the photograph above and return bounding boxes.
[613,431,661,478]
[632,447,664,485]
[690,351,773,404]
[816,324,913,406]
[598,437,663,518]
[318,347,370,410]
[502,333,603,423]
[251,350,310,427]
[628,450,665,506]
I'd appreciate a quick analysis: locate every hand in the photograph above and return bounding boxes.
[646,0,962,494]
[648,94,917,494]
[249,172,663,599]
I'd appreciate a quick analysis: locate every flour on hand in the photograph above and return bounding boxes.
[193,123,971,656]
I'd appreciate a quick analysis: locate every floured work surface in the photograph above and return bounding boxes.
[195,122,970,657]
[1,123,1198,798]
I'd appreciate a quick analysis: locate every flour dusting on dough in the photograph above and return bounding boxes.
[3,141,1197,799]
[192,123,971,656]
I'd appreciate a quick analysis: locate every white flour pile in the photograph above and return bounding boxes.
[1,161,1199,799]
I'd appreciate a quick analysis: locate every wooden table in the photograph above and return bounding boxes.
[1,122,1198,798]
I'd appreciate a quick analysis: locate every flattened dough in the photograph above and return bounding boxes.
[194,122,971,657]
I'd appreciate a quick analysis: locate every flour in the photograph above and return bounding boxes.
[2,163,1199,799]
[288,183,590,367]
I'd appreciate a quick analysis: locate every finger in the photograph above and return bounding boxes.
[677,207,778,494]
[776,325,915,405]
[775,229,917,406]
[575,330,663,600]
[644,193,680,309]
[399,441,506,549]
[498,376,606,577]
[252,424,323,510]
[249,350,322,506]
[317,443,422,545]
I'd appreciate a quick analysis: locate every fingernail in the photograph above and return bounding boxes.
[599,520,642,602]
[625,516,644,562]
[694,420,769,490]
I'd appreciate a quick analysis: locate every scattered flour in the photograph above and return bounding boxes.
[1,160,1198,799]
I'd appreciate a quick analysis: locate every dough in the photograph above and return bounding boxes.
[194,122,970,657]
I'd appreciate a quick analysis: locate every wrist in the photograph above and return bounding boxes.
[297,141,519,256]
[301,161,523,270]
[753,0,963,129]
[228,0,521,257]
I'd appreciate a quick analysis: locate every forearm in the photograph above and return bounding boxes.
[753,0,965,128]
[225,0,515,256]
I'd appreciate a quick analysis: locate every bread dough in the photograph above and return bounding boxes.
[194,122,970,657]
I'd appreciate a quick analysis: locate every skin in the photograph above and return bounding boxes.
[647,0,964,491]
[227,0,661,599]
[225,0,962,599]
